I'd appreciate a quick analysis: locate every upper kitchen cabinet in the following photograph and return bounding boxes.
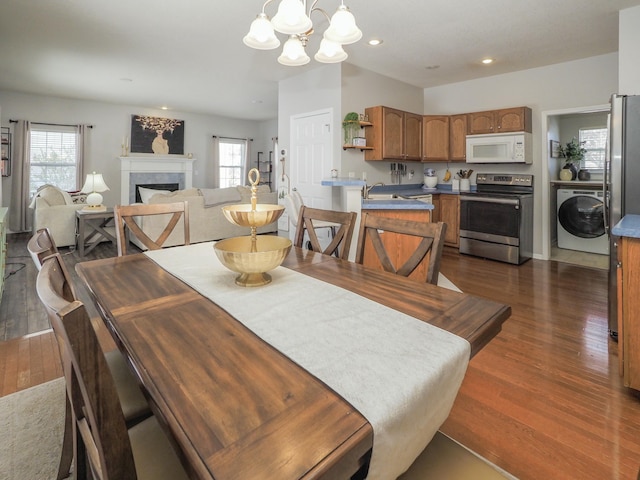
[422,116,449,161]
[468,107,532,135]
[422,114,467,162]
[449,114,468,162]
[364,106,422,161]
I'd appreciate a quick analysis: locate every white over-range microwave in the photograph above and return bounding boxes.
[465,132,532,164]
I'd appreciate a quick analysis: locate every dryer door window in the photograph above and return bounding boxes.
[558,195,605,238]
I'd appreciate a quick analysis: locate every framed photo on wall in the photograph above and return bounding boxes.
[550,140,561,158]
[130,115,185,155]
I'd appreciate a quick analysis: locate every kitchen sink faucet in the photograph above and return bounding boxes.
[363,182,385,199]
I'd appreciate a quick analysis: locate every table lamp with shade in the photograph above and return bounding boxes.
[80,172,110,212]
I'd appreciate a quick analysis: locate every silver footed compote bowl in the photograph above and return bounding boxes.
[214,168,291,287]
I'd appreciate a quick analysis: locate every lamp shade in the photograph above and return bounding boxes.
[81,172,109,194]
[80,172,109,210]
[323,5,362,44]
[243,13,281,50]
[278,36,310,66]
[271,0,312,35]
[314,37,348,63]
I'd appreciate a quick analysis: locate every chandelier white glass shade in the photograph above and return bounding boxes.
[244,0,361,66]
[279,35,310,66]
[80,172,110,211]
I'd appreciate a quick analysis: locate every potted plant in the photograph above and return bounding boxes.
[559,137,586,180]
[342,112,360,146]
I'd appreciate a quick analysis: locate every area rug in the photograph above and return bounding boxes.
[400,431,518,480]
[0,378,66,480]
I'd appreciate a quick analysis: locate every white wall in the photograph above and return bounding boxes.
[277,63,342,201]
[0,90,275,209]
[619,6,640,95]
[422,53,618,258]
[341,64,424,185]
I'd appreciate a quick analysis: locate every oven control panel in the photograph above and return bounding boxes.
[476,173,533,187]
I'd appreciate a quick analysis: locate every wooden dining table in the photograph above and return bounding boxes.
[76,245,510,480]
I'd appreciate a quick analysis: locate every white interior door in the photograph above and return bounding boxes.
[290,109,333,210]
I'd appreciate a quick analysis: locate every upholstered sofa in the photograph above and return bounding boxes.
[30,185,88,247]
[130,185,279,250]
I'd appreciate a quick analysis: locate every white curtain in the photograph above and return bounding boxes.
[76,124,90,190]
[9,120,31,233]
[211,136,221,188]
[243,139,252,185]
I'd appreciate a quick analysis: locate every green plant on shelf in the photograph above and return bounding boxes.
[559,137,586,163]
[342,112,360,145]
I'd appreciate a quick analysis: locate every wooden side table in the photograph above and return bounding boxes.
[76,208,116,257]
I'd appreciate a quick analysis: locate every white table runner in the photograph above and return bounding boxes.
[146,242,470,479]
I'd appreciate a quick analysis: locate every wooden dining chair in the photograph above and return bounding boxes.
[355,212,447,285]
[294,206,357,260]
[32,252,152,479]
[113,201,190,256]
[27,227,59,271]
[36,257,189,480]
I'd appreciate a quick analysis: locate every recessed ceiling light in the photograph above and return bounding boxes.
[425,65,440,70]
[161,106,169,110]
[482,58,494,65]
[368,39,383,46]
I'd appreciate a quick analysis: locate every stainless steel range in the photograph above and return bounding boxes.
[459,173,534,265]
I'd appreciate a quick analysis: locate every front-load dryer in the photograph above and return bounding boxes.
[557,188,609,255]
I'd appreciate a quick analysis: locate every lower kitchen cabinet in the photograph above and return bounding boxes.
[618,235,640,390]
[432,195,460,248]
[360,208,432,283]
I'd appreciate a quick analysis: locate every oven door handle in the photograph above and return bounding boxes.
[460,195,520,206]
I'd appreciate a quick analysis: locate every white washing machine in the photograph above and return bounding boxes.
[557,189,609,254]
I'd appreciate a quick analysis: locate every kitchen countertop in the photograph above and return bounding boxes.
[361,199,435,210]
[612,215,640,238]
[321,178,367,187]
[365,183,471,196]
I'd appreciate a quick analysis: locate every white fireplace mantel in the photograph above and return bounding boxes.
[120,155,195,205]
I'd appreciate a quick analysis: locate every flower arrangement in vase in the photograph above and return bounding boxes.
[558,137,586,180]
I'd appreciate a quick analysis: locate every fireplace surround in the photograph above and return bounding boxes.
[120,156,195,205]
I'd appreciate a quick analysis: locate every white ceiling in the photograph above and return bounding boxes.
[1,0,639,121]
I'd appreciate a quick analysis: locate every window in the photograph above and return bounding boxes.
[579,127,607,171]
[218,139,246,188]
[29,125,79,196]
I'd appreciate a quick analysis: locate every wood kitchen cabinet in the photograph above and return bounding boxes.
[468,107,532,135]
[365,106,422,161]
[360,207,432,282]
[449,114,468,162]
[431,194,460,248]
[617,236,640,390]
[422,115,449,161]
[422,114,467,162]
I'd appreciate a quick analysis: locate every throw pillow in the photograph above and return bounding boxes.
[69,192,88,204]
[138,186,170,204]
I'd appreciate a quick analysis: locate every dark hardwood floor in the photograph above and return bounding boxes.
[1,233,639,479]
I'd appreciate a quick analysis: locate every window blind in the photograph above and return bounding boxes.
[30,125,79,195]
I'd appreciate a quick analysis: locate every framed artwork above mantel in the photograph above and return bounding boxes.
[130,115,185,155]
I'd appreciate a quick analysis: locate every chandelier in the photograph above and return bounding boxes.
[243,0,362,66]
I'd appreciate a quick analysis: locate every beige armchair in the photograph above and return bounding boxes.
[30,185,85,247]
